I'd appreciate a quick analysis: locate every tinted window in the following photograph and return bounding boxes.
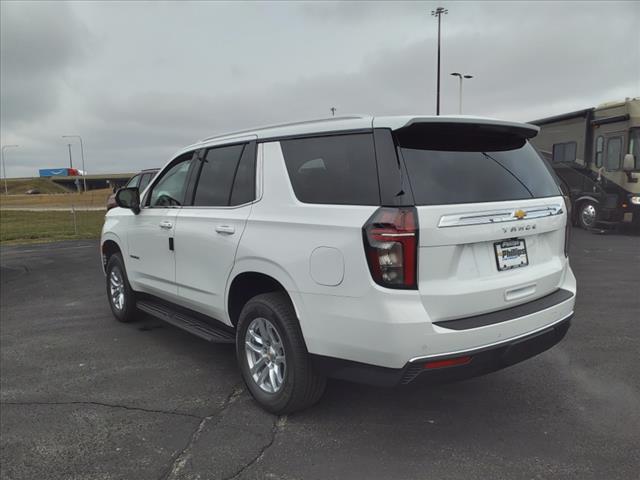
[280,133,379,205]
[400,141,560,205]
[125,174,140,188]
[373,128,414,206]
[193,144,245,206]
[149,157,193,207]
[565,142,577,162]
[139,172,153,192]
[230,142,256,206]
[605,137,622,170]
[552,142,577,163]
[595,136,604,167]
[630,129,640,170]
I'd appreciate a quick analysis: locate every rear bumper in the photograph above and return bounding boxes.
[312,314,572,387]
[301,265,576,369]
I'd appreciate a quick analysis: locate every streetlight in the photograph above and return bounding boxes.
[67,143,74,169]
[450,72,474,114]
[330,107,337,117]
[62,135,87,192]
[431,7,448,116]
[1,145,19,195]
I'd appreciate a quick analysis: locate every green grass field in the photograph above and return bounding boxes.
[0,188,112,209]
[1,178,71,195]
[0,210,106,244]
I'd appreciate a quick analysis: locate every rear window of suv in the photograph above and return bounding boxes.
[396,123,561,205]
[280,133,380,205]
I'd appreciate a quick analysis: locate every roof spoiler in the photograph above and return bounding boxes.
[393,118,540,152]
[395,117,540,139]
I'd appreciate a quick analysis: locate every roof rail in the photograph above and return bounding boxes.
[200,115,368,142]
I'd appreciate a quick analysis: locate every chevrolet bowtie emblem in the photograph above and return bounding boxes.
[514,209,527,220]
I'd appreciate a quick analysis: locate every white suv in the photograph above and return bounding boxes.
[101,115,576,413]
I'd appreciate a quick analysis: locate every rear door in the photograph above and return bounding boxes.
[393,122,567,323]
[174,139,257,322]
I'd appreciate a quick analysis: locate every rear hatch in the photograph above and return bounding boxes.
[395,121,568,323]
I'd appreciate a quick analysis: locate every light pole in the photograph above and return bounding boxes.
[431,7,448,116]
[450,72,473,114]
[62,135,87,192]
[1,145,19,195]
[67,143,74,170]
[330,107,337,117]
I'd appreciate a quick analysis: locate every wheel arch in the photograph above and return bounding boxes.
[574,195,600,206]
[101,234,124,273]
[226,260,304,328]
[572,195,600,225]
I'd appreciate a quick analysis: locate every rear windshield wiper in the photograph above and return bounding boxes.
[481,152,534,198]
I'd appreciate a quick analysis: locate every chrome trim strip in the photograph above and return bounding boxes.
[438,203,564,227]
[408,311,573,363]
[179,201,255,211]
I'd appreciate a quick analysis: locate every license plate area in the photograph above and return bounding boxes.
[494,238,528,271]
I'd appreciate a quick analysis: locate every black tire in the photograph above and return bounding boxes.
[236,292,326,414]
[105,253,138,323]
[577,201,598,230]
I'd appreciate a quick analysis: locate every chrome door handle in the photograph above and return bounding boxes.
[215,225,235,234]
[159,221,173,230]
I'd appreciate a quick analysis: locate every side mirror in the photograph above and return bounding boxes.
[115,187,141,214]
[623,153,635,172]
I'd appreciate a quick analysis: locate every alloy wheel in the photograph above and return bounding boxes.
[244,317,286,393]
[109,268,125,311]
[581,203,597,228]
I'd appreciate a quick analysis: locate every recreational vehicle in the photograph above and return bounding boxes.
[530,98,640,229]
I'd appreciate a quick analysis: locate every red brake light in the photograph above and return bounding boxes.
[363,207,418,289]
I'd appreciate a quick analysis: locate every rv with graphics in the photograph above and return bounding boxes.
[530,98,640,229]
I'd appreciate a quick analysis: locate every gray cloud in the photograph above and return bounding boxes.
[297,1,418,22]
[0,1,91,128]
[1,1,638,177]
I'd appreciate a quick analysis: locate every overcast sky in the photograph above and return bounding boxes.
[1,0,639,177]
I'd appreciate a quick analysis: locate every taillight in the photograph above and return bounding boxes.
[363,207,418,289]
[563,195,571,257]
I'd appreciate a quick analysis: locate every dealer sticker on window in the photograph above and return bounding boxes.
[494,239,529,271]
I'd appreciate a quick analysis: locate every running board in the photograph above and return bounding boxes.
[136,300,235,343]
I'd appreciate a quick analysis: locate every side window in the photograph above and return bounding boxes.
[552,142,577,163]
[595,136,604,167]
[565,142,577,163]
[138,173,153,192]
[192,144,245,206]
[629,128,640,170]
[280,133,380,205]
[148,156,193,207]
[605,137,622,171]
[125,174,141,188]
[230,142,257,206]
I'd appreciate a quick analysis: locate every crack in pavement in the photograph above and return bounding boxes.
[0,400,201,419]
[161,384,245,480]
[223,415,287,480]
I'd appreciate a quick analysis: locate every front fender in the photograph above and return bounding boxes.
[100,231,124,274]
[574,195,600,205]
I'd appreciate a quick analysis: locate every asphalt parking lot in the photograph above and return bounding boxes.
[1,228,639,480]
